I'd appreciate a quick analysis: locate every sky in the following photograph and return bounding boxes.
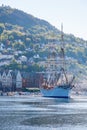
[0,0,87,40]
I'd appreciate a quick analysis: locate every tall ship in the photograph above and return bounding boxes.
[39,24,75,98]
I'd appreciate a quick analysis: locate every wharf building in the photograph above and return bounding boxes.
[0,70,40,92]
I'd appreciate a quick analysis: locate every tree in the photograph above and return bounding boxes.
[0,24,5,41]
[0,24,4,35]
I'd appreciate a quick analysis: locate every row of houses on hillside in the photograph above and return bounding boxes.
[0,70,40,92]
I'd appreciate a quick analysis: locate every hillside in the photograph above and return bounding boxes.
[0,5,58,30]
[0,5,87,85]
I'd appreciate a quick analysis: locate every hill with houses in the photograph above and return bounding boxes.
[0,5,87,92]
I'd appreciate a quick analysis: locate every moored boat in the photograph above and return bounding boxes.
[39,24,75,98]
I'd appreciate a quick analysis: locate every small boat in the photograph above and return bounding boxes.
[39,24,75,98]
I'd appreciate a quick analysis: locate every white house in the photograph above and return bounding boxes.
[19,55,27,62]
[16,71,22,89]
[33,54,40,59]
[6,70,12,87]
[0,73,2,82]
[2,71,7,87]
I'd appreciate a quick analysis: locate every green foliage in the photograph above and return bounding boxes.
[0,23,5,40]
[0,6,87,72]
[13,40,25,50]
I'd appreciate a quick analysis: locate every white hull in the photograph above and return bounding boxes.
[40,86,71,98]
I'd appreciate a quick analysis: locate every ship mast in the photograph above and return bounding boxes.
[60,23,68,84]
[61,23,65,69]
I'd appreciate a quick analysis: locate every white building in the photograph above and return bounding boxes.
[6,70,12,87]
[19,55,27,62]
[16,71,22,89]
[0,73,2,82]
[2,71,7,87]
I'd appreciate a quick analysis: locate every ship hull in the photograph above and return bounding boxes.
[40,86,71,98]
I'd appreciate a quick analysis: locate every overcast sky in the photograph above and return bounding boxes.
[0,0,87,40]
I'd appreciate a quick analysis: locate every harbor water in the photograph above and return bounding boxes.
[0,94,87,130]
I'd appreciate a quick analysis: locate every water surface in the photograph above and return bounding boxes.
[0,95,87,130]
